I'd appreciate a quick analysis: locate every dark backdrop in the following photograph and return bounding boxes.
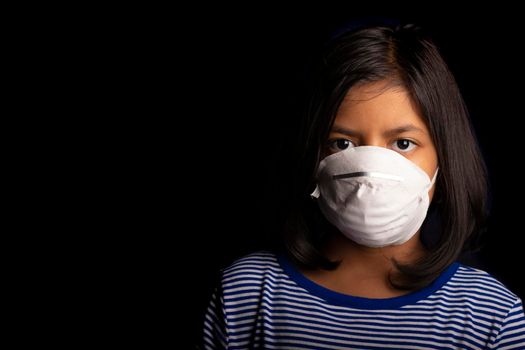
[182,10,525,344]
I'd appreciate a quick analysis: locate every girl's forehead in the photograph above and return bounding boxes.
[336,82,426,129]
[344,80,404,101]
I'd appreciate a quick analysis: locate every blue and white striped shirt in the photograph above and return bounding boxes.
[202,252,525,349]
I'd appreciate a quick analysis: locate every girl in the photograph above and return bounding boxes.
[201,23,525,349]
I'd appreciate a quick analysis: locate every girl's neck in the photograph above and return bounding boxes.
[301,231,427,298]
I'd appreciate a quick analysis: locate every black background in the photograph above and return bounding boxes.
[174,8,525,344]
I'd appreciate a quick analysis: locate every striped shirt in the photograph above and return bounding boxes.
[202,252,525,349]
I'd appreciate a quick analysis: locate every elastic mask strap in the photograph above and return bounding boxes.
[311,185,320,198]
[430,168,439,186]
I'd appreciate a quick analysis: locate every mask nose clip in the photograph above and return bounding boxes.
[333,171,404,182]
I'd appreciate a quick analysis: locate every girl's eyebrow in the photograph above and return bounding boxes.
[331,124,425,137]
[383,124,426,137]
[331,126,362,137]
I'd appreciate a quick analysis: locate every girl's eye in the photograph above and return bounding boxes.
[391,139,417,153]
[329,139,356,153]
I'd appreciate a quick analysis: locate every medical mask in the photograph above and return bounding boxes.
[311,146,438,248]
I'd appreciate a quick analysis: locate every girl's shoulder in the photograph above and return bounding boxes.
[450,263,520,306]
[220,251,281,280]
[217,251,288,292]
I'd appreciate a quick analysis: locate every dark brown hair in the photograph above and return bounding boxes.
[282,24,488,290]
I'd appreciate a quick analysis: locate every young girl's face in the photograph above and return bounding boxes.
[327,80,439,200]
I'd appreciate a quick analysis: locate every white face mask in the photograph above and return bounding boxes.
[311,146,438,248]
